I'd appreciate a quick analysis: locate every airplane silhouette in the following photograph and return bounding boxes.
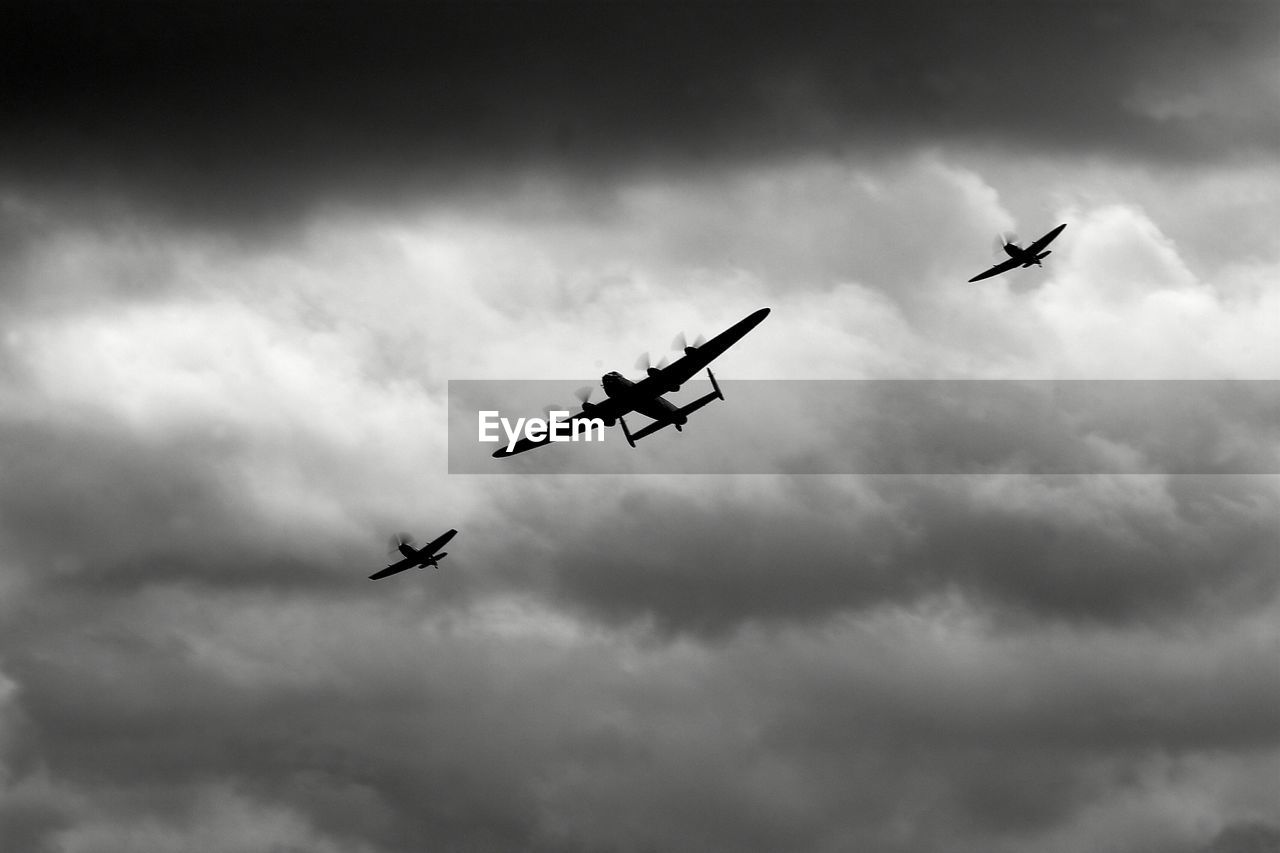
[368,529,457,580]
[968,224,1067,282]
[493,307,771,457]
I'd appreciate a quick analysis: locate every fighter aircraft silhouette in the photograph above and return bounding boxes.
[493,307,771,457]
[968,224,1067,282]
[368,529,457,580]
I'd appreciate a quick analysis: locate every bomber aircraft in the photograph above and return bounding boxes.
[968,223,1067,282]
[368,528,457,580]
[493,307,771,457]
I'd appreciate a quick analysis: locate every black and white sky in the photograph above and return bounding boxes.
[1,2,1278,851]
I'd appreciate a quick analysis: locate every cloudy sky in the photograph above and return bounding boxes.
[1,2,1278,851]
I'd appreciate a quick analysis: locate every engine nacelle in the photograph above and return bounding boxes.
[583,402,616,427]
[645,366,679,393]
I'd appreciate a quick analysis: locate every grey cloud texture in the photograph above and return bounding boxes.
[0,152,1275,851]
[0,3,1277,851]
[2,580,1276,852]
[485,473,1279,635]
[1,1,1277,227]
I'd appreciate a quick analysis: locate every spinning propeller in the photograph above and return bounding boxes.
[672,331,706,354]
[389,532,417,554]
[993,231,1020,254]
[635,352,670,372]
[543,386,598,420]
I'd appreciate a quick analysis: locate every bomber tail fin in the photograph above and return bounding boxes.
[707,368,724,401]
[619,417,636,448]
[676,370,725,420]
[619,416,671,447]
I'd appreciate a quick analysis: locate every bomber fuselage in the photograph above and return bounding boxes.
[600,372,685,424]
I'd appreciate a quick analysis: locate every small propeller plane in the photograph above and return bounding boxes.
[493,307,771,457]
[368,528,457,580]
[968,223,1067,282]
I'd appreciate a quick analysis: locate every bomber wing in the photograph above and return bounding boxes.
[642,307,770,391]
[967,255,1022,283]
[369,556,415,580]
[1025,223,1067,255]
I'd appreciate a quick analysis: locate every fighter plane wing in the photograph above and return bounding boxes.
[369,556,415,580]
[644,307,771,390]
[1025,223,1067,255]
[967,255,1022,283]
[421,528,458,555]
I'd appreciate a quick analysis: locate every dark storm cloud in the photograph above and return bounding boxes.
[484,473,1279,636]
[0,788,67,853]
[2,0,1276,225]
[1204,823,1280,853]
[0,420,343,591]
[4,583,1274,852]
[0,597,545,850]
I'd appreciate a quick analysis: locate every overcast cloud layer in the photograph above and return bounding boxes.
[2,0,1277,227]
[1,3,1277,852]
